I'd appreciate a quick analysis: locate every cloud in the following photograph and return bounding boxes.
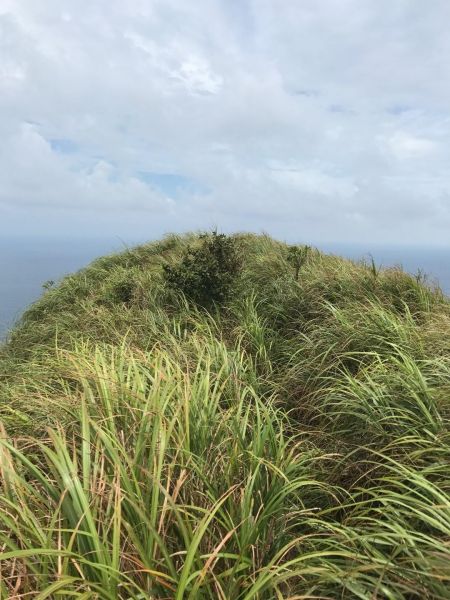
[1,0,450,244]
[381,132,437,160]
[0,123,174,213]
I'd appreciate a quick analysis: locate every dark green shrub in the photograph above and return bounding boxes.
[163,231,242,308]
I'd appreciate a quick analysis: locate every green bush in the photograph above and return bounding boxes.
[163,231,242,308]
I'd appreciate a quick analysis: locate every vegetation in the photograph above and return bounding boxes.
[0,231,449,598]
[163,230,242,308]
[286,243,311,280]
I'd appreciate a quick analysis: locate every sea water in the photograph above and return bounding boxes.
[0,236,140,339]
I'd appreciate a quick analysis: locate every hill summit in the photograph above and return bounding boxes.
[1,232,450,598]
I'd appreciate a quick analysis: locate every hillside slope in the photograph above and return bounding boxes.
[0,232,449,598]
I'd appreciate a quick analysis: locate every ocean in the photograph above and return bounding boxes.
[0,237,139,339]
[1,237,449,339]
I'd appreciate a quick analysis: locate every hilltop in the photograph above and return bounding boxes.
[0,232,449,598]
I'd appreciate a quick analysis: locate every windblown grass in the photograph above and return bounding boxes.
[1,232,450,598]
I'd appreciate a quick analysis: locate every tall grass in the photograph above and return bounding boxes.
[1,232,450,598]
[0,343,331,598]
[1,340,450,598]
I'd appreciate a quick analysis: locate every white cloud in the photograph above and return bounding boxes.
[381,132,437,160]
[269,165,357,199]
[1,0,450,244]
[171,57,224,96]
[0,124,174,213]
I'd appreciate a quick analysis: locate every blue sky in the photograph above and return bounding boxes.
[1,0,450,245]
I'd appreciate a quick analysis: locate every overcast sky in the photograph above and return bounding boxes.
[1,0,450,245]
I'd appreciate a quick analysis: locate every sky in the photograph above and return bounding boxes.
[1,0,450,245]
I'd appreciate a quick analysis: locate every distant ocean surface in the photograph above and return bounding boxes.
[0,237,141,339]
[1,237,449,339]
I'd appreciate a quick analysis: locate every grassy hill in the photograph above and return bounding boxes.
[0,232,449,598]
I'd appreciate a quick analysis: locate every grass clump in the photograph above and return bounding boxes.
[0,231,450,598]
[286,244,311,280]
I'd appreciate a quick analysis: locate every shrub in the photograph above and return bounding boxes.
[163,231,242,308]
